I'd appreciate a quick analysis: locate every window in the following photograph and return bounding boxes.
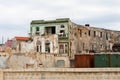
[100,32,102,37]
[106,33,108,40]
[94,31,96,37]
[45,40,50,53]
[60,30,65,34]
[45,27,56,35]
[61,25,65,28]
[88,30,91,36]
[80,29,82,37]
[65,44,68,53]
[36,27,39,31]
[59,43,68,54]
[59,45,64,53]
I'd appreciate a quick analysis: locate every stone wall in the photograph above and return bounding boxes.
[0,68,120,80]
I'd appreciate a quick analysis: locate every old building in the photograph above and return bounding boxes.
[29,18,120,58]
[30,18,70,56]
[70,24,120,58]
[9,18,119,59]
[12,36,30,53]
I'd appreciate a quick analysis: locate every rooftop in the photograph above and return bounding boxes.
[15,36,30,41]
[31,18,70,24]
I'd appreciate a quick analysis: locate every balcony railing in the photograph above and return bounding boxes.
[58,34,69,40]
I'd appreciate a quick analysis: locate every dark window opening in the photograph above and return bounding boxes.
[36,45,41,52]
[100,32,102,37]
[45,27,56,35]
[106,33,108,40]
[36,27,39,31]
[80,29,82,37]
[60,30,65,34]
[94,31,96,37]
[88,30,91,36]
[61,25,65,28]
[45,42,50,53]
[65,44,68,53]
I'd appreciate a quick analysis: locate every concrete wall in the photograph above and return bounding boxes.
[7,53,70,69]
[0,68,120,80]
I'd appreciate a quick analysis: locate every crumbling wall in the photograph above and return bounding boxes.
[7,53,70,69]
[0,52,9,69]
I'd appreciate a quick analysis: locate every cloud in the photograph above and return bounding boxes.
[0,0,120,43]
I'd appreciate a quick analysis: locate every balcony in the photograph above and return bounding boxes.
[58,34,69,40]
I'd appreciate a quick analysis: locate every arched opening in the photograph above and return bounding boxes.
[36,40,41,52]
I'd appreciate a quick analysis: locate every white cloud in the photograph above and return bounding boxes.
[0,0,120,43]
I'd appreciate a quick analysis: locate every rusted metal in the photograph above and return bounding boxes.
[74,54,94,68]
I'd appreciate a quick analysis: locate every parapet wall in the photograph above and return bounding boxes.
[0,68,120,80]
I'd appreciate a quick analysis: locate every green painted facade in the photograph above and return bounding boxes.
[30,18,71,56]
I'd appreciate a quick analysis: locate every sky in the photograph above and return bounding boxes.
[0,0,120,43]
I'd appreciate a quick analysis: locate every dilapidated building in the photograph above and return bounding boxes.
[13,18,120,59]
[70,24,120,55]
[30,18,70,56]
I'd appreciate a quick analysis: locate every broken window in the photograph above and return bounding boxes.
[35,27,40,35]
[36,27,39,31]
[36,45,41,52]
[45,40,50,53]
[59,43,68,54]
[60,30,65,34]
[61,25,65,28]
[36,40,41,52]
[45,27,56,35]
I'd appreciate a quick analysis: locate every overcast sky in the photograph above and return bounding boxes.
[0,0,120,43]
